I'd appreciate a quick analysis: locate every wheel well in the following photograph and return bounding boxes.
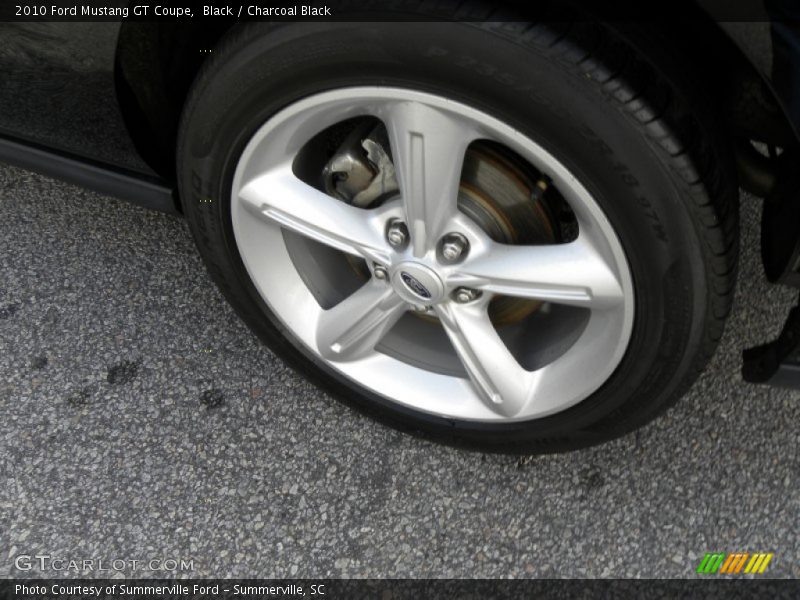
[114,21,235,185]
[113,15,798,206]
[650,24,794,148]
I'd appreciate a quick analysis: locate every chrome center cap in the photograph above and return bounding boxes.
[391,262,445,304]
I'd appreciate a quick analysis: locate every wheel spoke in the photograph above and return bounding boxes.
[449,237,624,308]
[316,280,406,362]
[382,101,478,257]
[239,165,392,265]
[435,302,532,418]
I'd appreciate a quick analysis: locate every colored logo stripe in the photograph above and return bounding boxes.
[697,553,773,574]
[719,553,748,574]
[697,553,725,574]
[744,553,773,574]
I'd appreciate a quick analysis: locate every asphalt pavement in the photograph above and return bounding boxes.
[0,164,797,578]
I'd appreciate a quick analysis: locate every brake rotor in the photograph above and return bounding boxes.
[459,142,558,326]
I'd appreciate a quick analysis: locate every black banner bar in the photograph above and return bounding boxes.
[2,579,799,600]
[0,0,783,22]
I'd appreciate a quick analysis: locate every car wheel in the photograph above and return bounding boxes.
[177,20,737,452]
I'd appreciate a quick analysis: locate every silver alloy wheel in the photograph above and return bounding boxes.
[231,87,634,422]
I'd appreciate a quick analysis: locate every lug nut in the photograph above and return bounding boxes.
[440,233,469,263]
[412,304,431,313]
[453,287,481,304]
[373,265,388,280]
[386,219,409,249]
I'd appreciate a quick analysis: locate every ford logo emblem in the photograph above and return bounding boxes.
[400,272,432,299]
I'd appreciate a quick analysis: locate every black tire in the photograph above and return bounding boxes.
[177,19,738,453]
